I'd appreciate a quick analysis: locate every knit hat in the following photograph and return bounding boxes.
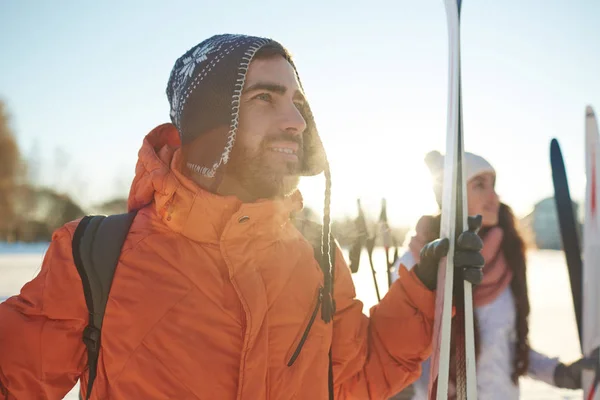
[166,34,334,323]
[166,34,326,180]
[424,150,496,207]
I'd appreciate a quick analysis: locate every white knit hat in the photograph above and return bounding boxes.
[424,150,496,207]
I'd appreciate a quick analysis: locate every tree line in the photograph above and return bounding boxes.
[0,100,408,245]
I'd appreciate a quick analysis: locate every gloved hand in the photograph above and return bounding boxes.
[415,215,485,291]
[554,347,598,389]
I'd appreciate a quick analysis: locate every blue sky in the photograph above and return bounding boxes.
[1,0,599,226]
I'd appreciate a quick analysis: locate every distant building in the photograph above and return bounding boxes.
[521,197,582,250]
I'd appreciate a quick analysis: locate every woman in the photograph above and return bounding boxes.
[391,150,596,400]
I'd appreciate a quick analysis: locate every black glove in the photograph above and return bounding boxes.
[554,347,598,389]
[415,215,485,291]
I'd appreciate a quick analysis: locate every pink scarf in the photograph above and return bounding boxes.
[408,225,512,307]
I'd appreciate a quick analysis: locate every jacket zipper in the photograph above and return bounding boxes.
[287,287,323,367]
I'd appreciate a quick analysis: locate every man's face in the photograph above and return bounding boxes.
[221,55,308,200]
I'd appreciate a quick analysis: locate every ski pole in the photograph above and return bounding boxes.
[356,199,381,302]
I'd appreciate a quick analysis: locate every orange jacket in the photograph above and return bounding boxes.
[0,124,435,400]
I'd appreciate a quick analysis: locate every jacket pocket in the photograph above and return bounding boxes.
[286,286,324,367]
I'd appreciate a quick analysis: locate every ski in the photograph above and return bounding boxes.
[550,138,583,349]
[428,0,477,399]
[583,105,600,400]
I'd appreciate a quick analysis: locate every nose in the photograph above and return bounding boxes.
[280,102,307,137]
[487,189,499,205]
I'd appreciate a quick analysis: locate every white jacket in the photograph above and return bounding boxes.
[392,252,559,400]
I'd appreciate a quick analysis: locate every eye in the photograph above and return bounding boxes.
[253,93,272,102]
[472,181,485,190]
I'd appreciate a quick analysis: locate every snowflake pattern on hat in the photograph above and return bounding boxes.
[169,34,247,127]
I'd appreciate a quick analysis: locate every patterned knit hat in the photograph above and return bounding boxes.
[166,34,326,179]
[166,34,335,323]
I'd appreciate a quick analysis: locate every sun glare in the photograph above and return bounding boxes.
[299,147,440,229]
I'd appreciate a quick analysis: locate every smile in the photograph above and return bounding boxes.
[270,147,297,155]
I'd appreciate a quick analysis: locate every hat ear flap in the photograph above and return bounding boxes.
[287,58,326,177]
[298,103,326,176]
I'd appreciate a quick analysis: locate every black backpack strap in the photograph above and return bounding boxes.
[71,211,138,400]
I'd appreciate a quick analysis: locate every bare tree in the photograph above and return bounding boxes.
[26,140,42,187]
[0,101,21,240]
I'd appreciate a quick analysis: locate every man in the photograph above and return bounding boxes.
[0,34,484,399]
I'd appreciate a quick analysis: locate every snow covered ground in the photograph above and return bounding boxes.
[0,244,583,399]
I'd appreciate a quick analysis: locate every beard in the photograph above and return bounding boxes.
[225,132,304,199]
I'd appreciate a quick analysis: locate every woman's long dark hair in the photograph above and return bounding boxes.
[497,202,530,382]
[427,202,530,386]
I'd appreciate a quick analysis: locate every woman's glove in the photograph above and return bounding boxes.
[414,215,485,290]
[554,347,598,389]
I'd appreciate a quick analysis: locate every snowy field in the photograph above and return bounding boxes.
[0,244,584,399]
